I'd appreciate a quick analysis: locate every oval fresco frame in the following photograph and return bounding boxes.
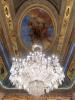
[16,0,58,51]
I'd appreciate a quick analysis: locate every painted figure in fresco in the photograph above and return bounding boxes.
[29,16,54,49]
[21,7,55,50]
[21,15,54,50]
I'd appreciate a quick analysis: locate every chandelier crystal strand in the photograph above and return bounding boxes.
[9,44,65,96]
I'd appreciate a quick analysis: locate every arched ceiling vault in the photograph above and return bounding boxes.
[13,0,62,14]
[0,0,74,63]
[15,0,58,52]
[0,0,75,96]
[0,0,74,64]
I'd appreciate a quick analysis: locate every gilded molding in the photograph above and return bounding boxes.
[16,0,58,50]
[57,0,74,53]
[1,0,19,56]
[0,56,8,80]
[67,56,75,81]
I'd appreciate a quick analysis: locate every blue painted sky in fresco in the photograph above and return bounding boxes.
[48,26,54,36]
[21,16,32,48]
[21,16,54,48]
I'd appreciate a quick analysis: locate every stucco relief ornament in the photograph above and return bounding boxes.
[9,44,65,96]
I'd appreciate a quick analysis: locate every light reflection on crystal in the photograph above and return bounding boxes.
[9,44,65,96]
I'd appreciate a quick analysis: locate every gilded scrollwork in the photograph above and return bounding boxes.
[67,54,75,81]
[65,7,70,17]
[4,5,10,18]
[0,57,8,80]
[1,0,19,56]
[57,0,74,53]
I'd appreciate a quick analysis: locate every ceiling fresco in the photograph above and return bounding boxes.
[0,0,75,98]
[21,8,55,51]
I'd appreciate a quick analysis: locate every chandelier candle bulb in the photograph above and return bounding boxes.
[9,44,65,96]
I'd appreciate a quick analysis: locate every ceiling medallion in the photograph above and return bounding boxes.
[9,44,65,96]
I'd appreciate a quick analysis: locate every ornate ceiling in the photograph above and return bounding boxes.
[13,0,62,13]
[0,0,75,99]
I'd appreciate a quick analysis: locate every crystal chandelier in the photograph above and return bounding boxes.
[9,44,65,96]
